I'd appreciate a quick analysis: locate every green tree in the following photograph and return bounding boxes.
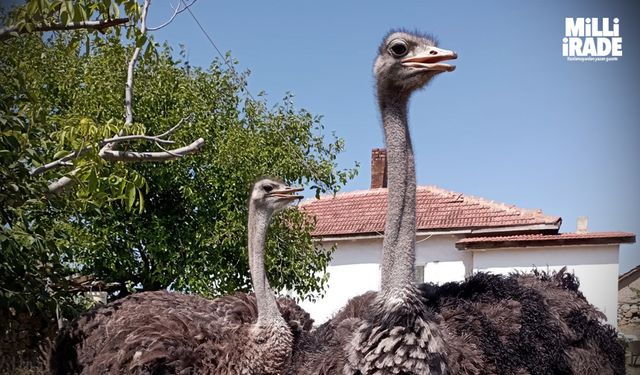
[0,0,357,369]
[55,42,354,299]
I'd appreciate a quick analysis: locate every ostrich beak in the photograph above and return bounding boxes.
[269,186,304,201]
[401,47,457,72]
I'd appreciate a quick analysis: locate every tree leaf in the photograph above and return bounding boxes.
[137,188,144,214]
[87,169,98,192]
[127,183,136,210]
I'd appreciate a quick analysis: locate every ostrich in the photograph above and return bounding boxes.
[291,30,623,375]
[287,30,458,375]
[361,31,623,375]
[339,30,458,374]
[49,178,308,374]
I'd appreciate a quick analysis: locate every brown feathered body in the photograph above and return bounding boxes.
[422,268,623,375]
[49,290,312,374]
[287,268,623,375]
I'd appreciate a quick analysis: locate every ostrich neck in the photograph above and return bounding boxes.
[248,206,282,325]
[379,95,416,296]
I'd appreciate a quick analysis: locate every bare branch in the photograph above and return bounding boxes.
[103,0,152,157]
[31,147,92,176]
[37,114,196,177]
[0,18,130,41]
[101,135,175,145]
[101,114,192,145]
[48,169,79,194]
[147,0,197,31]
[99,138,204,162]
[156,114,194,138]
[154,141,182,158]
[123,0,151,126]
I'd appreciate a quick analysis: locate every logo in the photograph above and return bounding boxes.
[563,18,622,62]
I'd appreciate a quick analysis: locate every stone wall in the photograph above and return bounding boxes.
[618,275,640,337]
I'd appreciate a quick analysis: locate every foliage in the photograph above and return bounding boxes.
[6,0,142,38]
[55,43,354,299]
[0,0,358,368]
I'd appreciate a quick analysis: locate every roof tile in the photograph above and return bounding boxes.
[300,186,561,237]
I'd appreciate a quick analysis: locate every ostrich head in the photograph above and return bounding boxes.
[249,178,304,214]
[374,30,457,98]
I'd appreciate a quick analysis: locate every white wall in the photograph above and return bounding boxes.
[300,236,620,327]
[299,238,381,323]
[300,235,467,323]
[473,245,620,326]
[415,235,470,284]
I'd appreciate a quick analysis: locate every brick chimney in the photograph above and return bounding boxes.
[370,148,387,189]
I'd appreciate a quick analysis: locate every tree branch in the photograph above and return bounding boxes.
[99,137,204,162]
[48,168,79,194]
[37,114,202,182]
[45,136,203,193]
[101,135,175,145]
[31,147,92,176]
[97,114,196,160]
[0,18,130,41]
[123,0,151,126]
[39,0,205,193]
[101,0,151,156]
[156,113,194,138]
[147,0,197,31]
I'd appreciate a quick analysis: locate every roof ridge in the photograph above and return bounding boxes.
[298,188,387,206]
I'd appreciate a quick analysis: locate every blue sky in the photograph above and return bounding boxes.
[146,1,639,273]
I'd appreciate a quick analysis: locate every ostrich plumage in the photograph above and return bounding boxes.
[290,30,623,375]
[325,268,623,374]
[49,179,308,375]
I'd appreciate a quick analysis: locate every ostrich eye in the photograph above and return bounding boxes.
[263,185,274,193]
[388,40,409,57]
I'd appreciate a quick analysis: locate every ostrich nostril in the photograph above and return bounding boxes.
[430,50,438,55]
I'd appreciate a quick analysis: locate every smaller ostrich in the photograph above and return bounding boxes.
[49,178,306,374]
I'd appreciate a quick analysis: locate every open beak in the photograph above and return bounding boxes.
[268,186,304,201]
[401,47,457,72]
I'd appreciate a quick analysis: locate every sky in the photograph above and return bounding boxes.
[144,0,640,273]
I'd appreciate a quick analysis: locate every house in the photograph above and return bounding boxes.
[299,149,636,325]
[619,265,640,337]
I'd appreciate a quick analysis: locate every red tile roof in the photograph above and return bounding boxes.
[300,186,561,237]
[455,232,636,250]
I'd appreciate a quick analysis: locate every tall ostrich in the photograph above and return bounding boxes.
[291,30,623,375]
[287,30,458,375]
[339,30,458,375]
[49,178,308,375]
[362,31,623,375]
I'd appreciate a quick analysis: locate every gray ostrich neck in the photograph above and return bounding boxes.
[248,205,282,325]
[379,94,416,297]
